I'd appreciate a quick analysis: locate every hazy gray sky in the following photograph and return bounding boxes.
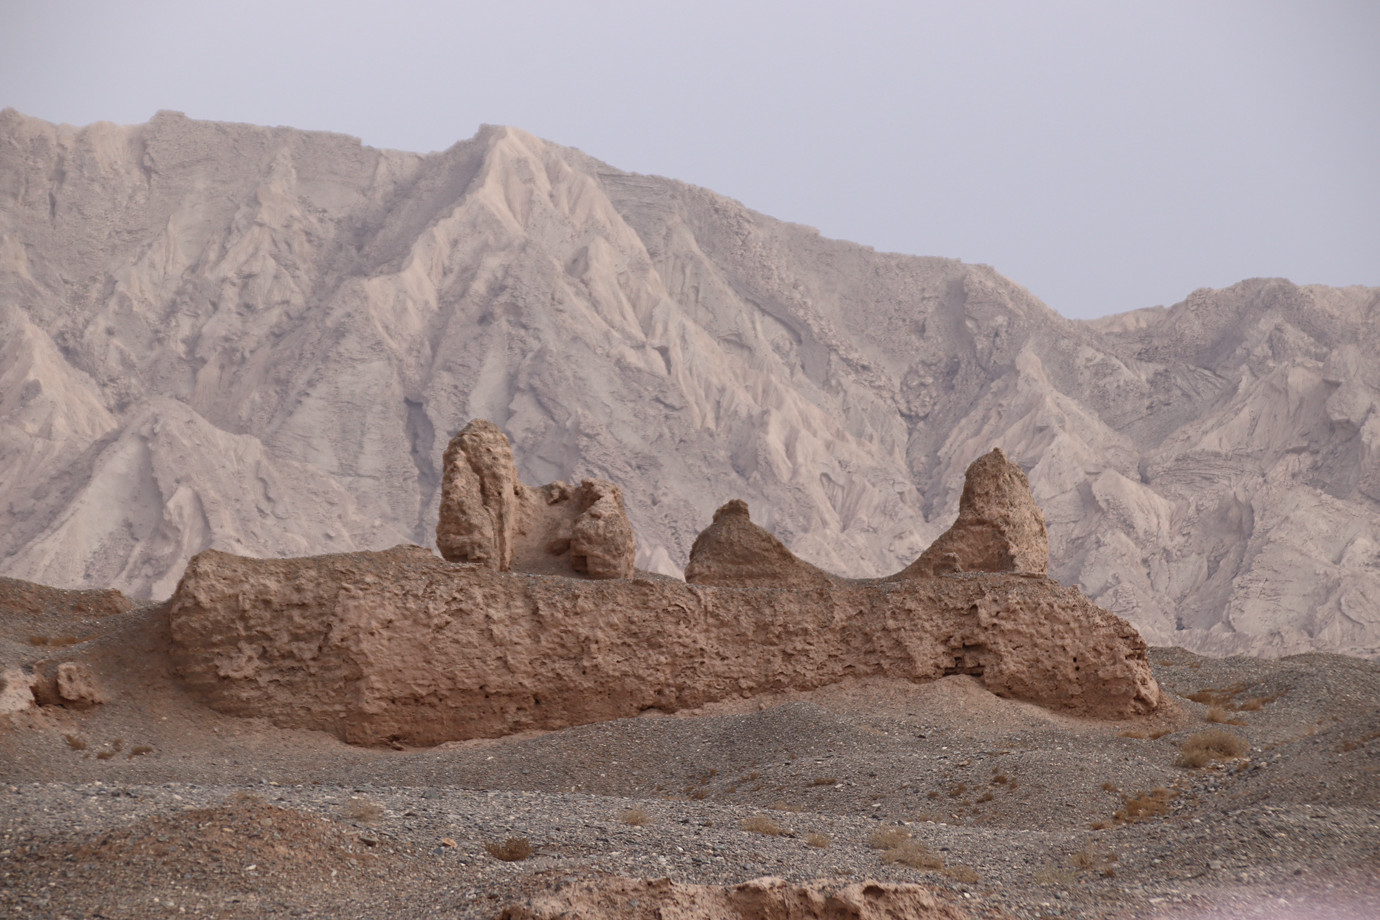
[2,0,1376,319]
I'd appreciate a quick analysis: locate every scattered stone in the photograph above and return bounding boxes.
[496,875,970,920]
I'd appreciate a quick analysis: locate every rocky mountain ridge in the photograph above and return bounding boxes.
[2,109,1379,658]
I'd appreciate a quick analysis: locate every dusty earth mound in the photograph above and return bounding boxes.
[685,499,834,589]
[895,449,1047,578]
[0,576,132,619]
[0,577,123,714]
[166,447,1159,745]
[437,419,636,578]
[1,793,414,918]
[498,875,969,920]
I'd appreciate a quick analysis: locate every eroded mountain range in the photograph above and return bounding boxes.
[2,108,1378,658]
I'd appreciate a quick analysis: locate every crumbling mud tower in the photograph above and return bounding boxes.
[436,419,636,579]
[167,423,1160,746]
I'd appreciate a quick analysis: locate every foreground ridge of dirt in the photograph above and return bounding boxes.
[164,430,1158,745]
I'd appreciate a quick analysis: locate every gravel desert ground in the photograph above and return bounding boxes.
[2,587,1377,920]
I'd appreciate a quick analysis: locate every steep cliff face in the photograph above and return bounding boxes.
[3,109,1379,658]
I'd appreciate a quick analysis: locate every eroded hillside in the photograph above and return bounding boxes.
[2,109,1378,657]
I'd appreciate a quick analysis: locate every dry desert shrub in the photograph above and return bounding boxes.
[810,776,838,786]
[1118,729,1148,739]
[866,825,913,850]
[884,840,945,871]
[1177,729,1249,768]
[1114,787,1175,824]
[991,773,1010,785]
[341,797,384,823]
[484,837,533,861]
[740,815,787,836]
[63,733,87,751]
[769,801,805,813]
[1071,847,1118,877]
[805,832,830,848]
[129,744,153,757]
[619,807,650,826]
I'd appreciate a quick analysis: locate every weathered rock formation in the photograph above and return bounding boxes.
[0,661,106,713]
[166,450,1159,746]
[436,420,635,579]
[30,661,106,709]
[497,876,969,920]
[0,669,38,713]
[894,449,1048,578]
[684,499,834,590]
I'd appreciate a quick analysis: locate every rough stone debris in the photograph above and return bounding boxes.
[54,661,107,708]
[30,660,107,709]
[436,419,635,579]
[0,668,36,713]
[166,434,1161,746]
[495,876,970,920]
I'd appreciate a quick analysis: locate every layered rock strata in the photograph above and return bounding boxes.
[436,420,635,579]
[167,446,1159,746]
